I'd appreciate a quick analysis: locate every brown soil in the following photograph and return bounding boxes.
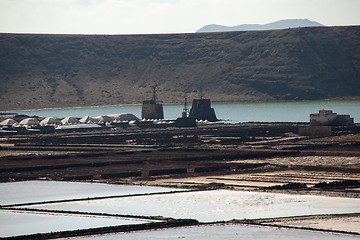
[1,123,359,195]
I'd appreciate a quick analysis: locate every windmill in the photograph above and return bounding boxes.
[141,83,164,119]
[150,83,158,103]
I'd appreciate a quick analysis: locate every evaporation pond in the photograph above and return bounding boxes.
[0,181,183,205]
[61,224,360,240]
[26,190,360,222]
[0,210,152,238]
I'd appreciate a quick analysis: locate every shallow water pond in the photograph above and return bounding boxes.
[60,224,359,240]
[0,210,151,238]
[0,181,181,206]
[3,181,360,238]
[27,190,360,222]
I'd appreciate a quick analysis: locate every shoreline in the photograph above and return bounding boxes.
[2,97,360,113]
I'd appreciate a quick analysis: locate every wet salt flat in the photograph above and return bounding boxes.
[271,216,360,234]
[0,181,181,205]
[0,210,151,238]
[2,181,360,239]
[29,189,360,222]
[62,224,359,240]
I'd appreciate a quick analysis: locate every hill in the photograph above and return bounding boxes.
[197,19,324,33]
[1,26,360,111]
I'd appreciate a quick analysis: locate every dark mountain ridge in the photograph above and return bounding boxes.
[1,26,360,111]
[197,19,324,33]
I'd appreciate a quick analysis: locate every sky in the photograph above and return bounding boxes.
[0,0,360,35]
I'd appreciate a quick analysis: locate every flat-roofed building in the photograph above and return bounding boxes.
[310,110,354,126]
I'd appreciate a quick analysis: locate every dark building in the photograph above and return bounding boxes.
[175,97,197,127]
[141,86,164,120]
[174,117,197,127]
[141,100,164,120]
[189,99,218,122]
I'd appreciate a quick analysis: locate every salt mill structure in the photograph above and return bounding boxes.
[175,97,197,127]
[141,85,164,120]
[189,99,218,122]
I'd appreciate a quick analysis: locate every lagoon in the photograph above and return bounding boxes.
[5,99,360,123]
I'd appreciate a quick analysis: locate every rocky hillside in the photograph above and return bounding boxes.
[1,26,360,111]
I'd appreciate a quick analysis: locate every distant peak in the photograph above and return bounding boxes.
[197,19,324,33]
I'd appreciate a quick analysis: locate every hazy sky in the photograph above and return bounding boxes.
[1,0,359,34]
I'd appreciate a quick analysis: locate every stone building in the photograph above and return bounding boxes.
[310,110,354,126]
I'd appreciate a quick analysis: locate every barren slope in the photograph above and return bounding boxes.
[1,26,360,110]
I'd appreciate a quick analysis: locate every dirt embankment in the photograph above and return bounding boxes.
[1,123,359,199]
[1,123,360,238]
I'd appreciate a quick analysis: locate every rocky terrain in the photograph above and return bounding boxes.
[1,26,360,111]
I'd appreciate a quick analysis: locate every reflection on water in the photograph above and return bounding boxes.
[0,181,181,206]
[26,190,360,222]
[0,210,150,238]
[6,99,360,123]
[62,224,359,240]
[212,99,360,123]
[2,181,360,238]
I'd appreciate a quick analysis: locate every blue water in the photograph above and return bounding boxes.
[5,100,360,123]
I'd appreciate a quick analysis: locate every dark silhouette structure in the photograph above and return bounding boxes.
[189,99,218,122]
[175,98,197,127]
[141,86,164,120]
